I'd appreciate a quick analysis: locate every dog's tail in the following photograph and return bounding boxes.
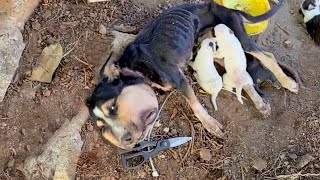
[236,0,284,23]
[211,0,284,23]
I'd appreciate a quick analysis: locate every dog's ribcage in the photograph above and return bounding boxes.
[134,8,200,62]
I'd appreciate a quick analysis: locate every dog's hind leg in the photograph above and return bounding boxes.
[226,14,299,94]
[175,69,224,138]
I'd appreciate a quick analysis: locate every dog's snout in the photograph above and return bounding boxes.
[122,133,133,143]
[209,42,214,47]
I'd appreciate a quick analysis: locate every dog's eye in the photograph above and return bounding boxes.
[109,105,117,115]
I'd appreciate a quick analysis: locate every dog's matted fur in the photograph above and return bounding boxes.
[87,0,299,149]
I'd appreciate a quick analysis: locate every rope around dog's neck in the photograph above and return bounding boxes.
[146,90,175,177]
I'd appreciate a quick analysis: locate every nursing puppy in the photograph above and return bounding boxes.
[87,1,299,149]
[189,38,222,111]
[300,0,320,45]
[214,24,253,104]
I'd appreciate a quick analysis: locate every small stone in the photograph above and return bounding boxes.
[163,127,169,133]
[280,153,286,160]
[21,128,26,136]
[98,24,107,35]
[284,40,293,48]
[7,158,15,168]
[252,158,267,171]
[171,129,177,135]
[296,154,313,169]
[31,21,41,31]
[43,10,52,19]
[26,145,31,152]
[289,153,297,160]
[87,124,94,131]
[199,148,212,161]
[159,154,165,159]
[154,121,162,127]
[289,10,294,14]
[314,164,320,169]
[43,89,51,97]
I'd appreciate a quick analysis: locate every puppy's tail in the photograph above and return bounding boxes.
[236,0,284,23]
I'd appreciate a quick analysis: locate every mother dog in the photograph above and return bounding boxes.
[86,0,299,149]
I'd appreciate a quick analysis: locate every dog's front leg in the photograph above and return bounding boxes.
[175,69,224,138]
[226,14,299,93]
[243,84,271,118]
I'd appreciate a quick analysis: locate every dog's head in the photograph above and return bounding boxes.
[86,72,158,149]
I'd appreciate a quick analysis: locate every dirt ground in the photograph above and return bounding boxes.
[0,0,319,179]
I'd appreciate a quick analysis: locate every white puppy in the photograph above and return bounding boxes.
[214,24,253,104]
[189,38,222,111]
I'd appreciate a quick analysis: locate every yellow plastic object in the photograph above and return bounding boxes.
[214,0,270,36]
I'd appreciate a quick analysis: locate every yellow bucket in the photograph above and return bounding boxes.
[214,0,270,36]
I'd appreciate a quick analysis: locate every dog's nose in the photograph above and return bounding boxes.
[122,133,133,143]
[209,42,214,47]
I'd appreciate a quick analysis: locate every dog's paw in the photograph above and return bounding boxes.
[282,77,299,94]
[199,114,224,139]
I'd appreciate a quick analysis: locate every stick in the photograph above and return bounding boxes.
[87,0,109,3]
[275,23,290,35]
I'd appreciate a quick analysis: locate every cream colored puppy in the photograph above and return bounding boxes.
[189,38,222,111]
[214,24,253,104]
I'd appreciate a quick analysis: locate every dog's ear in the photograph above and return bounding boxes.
[118,44,153,68]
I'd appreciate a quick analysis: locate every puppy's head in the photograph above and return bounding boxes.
[199,38,217,53]
[214,24,234,39]
[300,0,320,22]
[86,73,158,149]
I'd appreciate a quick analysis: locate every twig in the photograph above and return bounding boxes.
[276,172,320,179]
[62,39,80,58]
[72,55,94,67]
[181,111,195,164]
[275,23,290,35]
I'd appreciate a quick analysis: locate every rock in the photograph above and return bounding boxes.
[154,121,162,127]
[43,10,52,19]
[171,128,177,135]
[0,0,41,29]
[296,154,313,169]
[21,128,26,136]
[86,124,94,131]
[23,105,89,180]
[284,40,293,48]
[199,148,212,161]
[43,89,51,97]
[31,21,41,30]
[163,127,169,133]
[252,158,267,171]
[159,154,165,159]
[0,14,25,102]
[98,24,107,35]
[289,153,297,160]
[7,158,15,168]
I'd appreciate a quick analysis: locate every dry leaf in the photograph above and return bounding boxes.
[29,43,63,83]
[296,154,313,169]
[252,158,267,171]
[170,108,178,120]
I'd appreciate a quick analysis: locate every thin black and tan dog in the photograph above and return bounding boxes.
[86,1,299,149]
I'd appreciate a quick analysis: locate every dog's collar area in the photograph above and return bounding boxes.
[120,68,153,86]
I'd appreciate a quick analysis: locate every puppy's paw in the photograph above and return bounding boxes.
[257,101,271,118]
[199,114,224,139]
